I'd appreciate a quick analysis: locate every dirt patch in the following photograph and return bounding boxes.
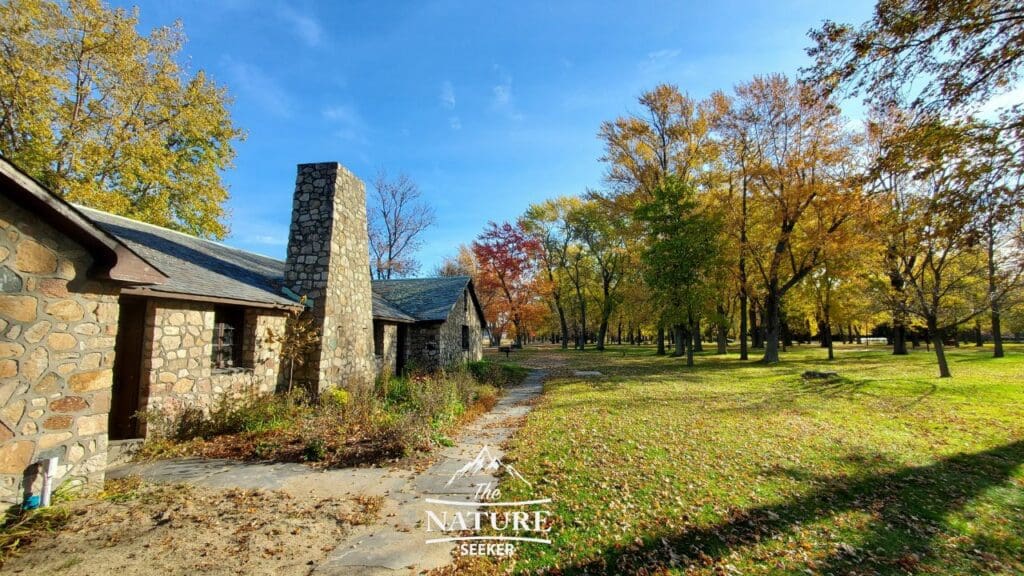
[2,478,382,575]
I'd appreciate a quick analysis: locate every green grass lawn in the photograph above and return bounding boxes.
[485,343,1024,575]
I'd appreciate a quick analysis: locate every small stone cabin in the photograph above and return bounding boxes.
[0,158,486,503]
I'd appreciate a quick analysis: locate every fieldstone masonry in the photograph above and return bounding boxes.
[283,163,375,393]
[0,199,120,502]
[140,301,287,432]
[375,322,399,377]
[407,288,484,370]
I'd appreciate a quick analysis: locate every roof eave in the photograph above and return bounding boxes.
[121,286,302,311]
[0,157,169,286]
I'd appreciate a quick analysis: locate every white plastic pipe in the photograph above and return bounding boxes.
[40,457,58,507]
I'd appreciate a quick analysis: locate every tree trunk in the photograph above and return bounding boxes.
[988,233,1005,358]
[974,319,983,347]
[556,305,569,350]
[715,304,728,354]
[692,318,703,352]
[928,317,951,377]
[750,304,763,349]
[992,308,1004,358]
[892,305,908,355]
[672,324,684,357]
[761,290,781,363]
[576,302,586,350]
[656,325,666,356]
[825,323,834,361]
[685,325,694,367]
[739,173,749,360]
[616,319,622,345]
[596,319,608,351]
[739,289,749,360]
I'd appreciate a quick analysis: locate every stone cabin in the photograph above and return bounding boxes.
[0,158,486,503]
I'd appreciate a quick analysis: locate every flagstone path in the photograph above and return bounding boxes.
[107,369,545,575]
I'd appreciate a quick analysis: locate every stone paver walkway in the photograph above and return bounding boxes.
[107,369,545,575]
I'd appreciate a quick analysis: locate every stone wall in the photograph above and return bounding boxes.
[407,323,442,371]
[283,162,375,393]
[373,321,399,378]
[406,289,483,371]
[0,199,119,503]
[140,300,287,433]
[438,288,484,367]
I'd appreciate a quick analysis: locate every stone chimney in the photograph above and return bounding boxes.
[283,162,375,393]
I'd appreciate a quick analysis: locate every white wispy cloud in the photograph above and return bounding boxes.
[221,56,292,117]
[278,5,323,47]
[449,116,462,130]
[322,103,366,142]
[440,81,456,109]
[646,48,680,63]
[490,67,523,121]
[639,48,683,78]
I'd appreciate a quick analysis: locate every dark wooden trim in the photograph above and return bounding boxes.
[120,287,301,311]
[0,156,168,285]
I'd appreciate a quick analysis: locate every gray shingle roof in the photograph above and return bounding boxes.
[372,293,416,323]
[371,277,477,323]
[76,206,480,325]
[78,206,296,308]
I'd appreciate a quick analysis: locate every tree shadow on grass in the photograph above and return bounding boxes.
[558,440,1024,575]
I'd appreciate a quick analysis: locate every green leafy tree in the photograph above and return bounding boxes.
[0,0,242,238]
[636,176,723,366]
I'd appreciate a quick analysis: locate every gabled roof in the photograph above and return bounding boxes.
[371,276,487,328]
[65,198,482,325]
[0,156,167,285]
[78,206,299,309]
[372,292,416,323]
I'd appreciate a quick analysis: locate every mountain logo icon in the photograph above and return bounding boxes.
[446,446,532,488]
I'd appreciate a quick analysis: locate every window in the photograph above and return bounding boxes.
[212,306,245,370]
[461,325,470,351]
[373,321,385,356]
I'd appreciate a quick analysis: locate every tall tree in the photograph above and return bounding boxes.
[522,197,581,350]
[472,221,542,346]
[0,0,241,238]
[731,74,862,363]
[966,125,1024,358]
[807,0,1024,132]
[569,200,629,351]
[368,170,436,279]
[636,176,723,367]
[881,119,992,377]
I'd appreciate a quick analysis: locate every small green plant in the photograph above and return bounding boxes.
[303,438,327,462]
[0,503,72,566]
[467,360,529,387]
[323,387,351,409]
[251,439,279,460]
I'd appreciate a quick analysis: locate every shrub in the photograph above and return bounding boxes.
[141,390,311,442]
[467,360,529,388]
[322,387,351,409]
[303,438,327,462]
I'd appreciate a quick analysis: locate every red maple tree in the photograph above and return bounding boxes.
[472,221,543,345]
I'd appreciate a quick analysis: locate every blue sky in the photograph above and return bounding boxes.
[118,0,874,271]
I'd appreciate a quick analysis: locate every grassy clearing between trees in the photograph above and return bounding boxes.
[461,344,1024,575]
[138,360,526,467]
